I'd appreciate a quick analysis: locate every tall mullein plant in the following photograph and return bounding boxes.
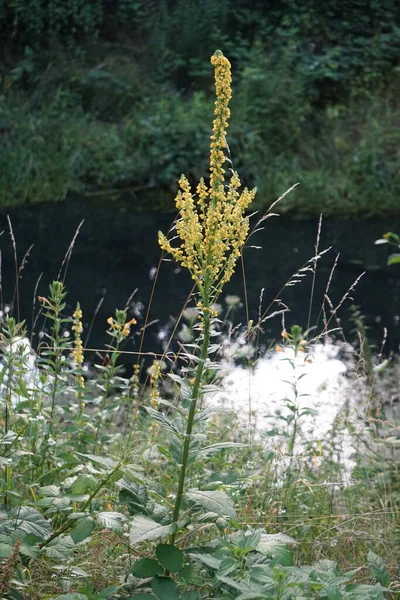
[159,51,256,542]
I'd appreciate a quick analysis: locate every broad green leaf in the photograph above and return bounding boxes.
[257,532,297,563]
[189,552,222,570]
[156,543,183,573]
[126,595,156,599]
[186,489,237,519]
[71,475,96,495]
[11,507,52,540]
[119,479,149,515]
[43,535,74,559]
[97,511,126,532]
[36,496,71,510]
[0,540,13,558]
[19,533,40,559]
[321,583,343,600]
[71,517,94,543]
[367,551,390,587]
[179,563,204,585]
[130,515,176,545]
[151,576,179,600]
[77,453,118,469]
[131,558,164,578]
[345,584,386,599]
[181,592,201,600]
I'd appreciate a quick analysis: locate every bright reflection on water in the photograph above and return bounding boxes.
[208,341,362,478]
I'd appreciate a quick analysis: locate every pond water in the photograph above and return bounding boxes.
[1,197,400,361]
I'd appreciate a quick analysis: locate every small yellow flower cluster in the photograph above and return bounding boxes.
[148,360,164,409]
[158,51,256,297]
[107,316,137,337]
[72,303,85,390]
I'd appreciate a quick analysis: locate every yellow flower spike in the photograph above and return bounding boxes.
[72,303,85,392]
[158,51,256,302]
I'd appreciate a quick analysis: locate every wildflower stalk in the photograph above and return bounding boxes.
[159,51,256,545]
[170,299,211,545]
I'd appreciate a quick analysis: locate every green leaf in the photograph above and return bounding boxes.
[256,532,297,563]
[156,544,183,573]
[387,253,400,265]
[367,551,390,587]
[132,558,164,578]
[189,552,222,570]
[179,564,203,585]
[97,511,126,532]
[130,516,176,545]
[43,535,75,559]
[125,595,156,599]
[186,489,237,519]
[119,479,149,515]
[11,507,52,540]
[97,586,120,599]
[71,475,96,495]
[181,593,201,600]
[151,576,180,600]
[71,517,94,543]
[19,533,41,558]
[0,539,13,558]
[54,595,89,600]
[77,453,118,469]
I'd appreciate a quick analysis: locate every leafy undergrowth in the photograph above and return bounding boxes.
[0,281,399,599]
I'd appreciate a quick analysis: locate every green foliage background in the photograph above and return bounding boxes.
[1,0,400,213]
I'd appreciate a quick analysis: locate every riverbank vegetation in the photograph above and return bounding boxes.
[1,0,400,214]
[1,46,399,600]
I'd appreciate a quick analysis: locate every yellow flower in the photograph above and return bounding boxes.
[158,51,256,300]
[72,303,85,391]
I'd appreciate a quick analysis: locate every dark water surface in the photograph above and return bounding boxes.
[2,198,400,360]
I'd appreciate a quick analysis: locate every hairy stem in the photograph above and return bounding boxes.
[170,307,211,545]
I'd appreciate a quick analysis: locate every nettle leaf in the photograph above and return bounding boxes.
[256,532,297,563]
[367,551,390,587]
[179,563,204,585]
[145,407,181,435]
[151,576,180,600]
[11,506,52,540]
[189,552,222,570]
[127,595,156,599]
[130,516,176,545]
[321,583,343,600]
[156,543,183,573]
[186,489,237,519]
[71,517,94,543]
[97,511,127,532]
[131,558,164,578]
[43,535,75,559]
[345,584,386,599]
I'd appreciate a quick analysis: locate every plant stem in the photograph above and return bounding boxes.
[170,308,211,545]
